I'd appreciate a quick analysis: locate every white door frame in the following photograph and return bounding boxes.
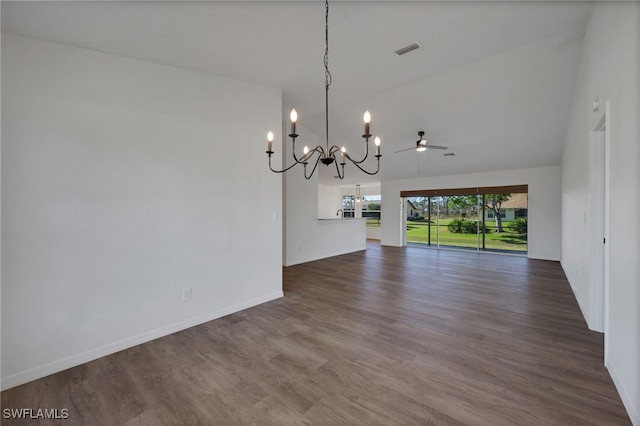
[602,101,611,362]
[588,101,610,359]
[401,197,407,246]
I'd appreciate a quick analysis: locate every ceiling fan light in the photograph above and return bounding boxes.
[416,146,427,152]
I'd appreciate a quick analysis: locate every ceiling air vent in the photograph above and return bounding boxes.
[394,42,422,57]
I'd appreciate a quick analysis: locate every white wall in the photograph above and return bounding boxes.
[381,165,561,261]
[318,184,342,219]
[561,3,639,423]
[283,125,366,266]
[1,34,283,390]
[366,227,381,241]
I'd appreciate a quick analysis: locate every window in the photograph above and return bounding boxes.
[342,195,355,218]
[402,186,528,254]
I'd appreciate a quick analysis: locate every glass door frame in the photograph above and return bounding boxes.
[403,185,528,255]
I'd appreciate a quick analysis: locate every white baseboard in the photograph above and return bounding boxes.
[560,264,636,425]
[284,246,367,267]
[0,291,284,391]
[607,359,640,426]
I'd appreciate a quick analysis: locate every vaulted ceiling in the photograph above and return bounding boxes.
[2,1,593,185]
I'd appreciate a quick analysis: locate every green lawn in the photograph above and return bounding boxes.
[406,218,527,252]
[366,218,381,228]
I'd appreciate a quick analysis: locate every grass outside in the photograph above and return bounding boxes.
[407,218,527,252]
[366,218,381,228]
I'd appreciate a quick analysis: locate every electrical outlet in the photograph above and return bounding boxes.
[182,287,192,302]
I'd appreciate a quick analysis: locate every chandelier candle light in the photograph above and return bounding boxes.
[265,0,381,180]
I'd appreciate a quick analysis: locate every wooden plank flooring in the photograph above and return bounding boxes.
[2,242,631,425]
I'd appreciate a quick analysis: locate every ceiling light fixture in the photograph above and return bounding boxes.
[355,184,363,203]
[416,131,428,152]
[265,0,381,180]
[393,130,447,154]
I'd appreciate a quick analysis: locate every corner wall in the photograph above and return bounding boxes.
[560,3,639,423]
[381,166,561,261]
[1,34,283,389]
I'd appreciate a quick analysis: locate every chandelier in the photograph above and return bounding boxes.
[355,184,363,203]
[265,0,381,180]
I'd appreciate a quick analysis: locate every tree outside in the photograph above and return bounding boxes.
[367,203,381,211]
[448,196,478,218]
[447,194,511,232]
[483,194,511,232]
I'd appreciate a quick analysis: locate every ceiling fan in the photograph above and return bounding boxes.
[394,131,448,153]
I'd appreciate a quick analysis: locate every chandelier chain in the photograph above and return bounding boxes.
[324,0,331,150]
[264,0,381,180]
[324,0,332,90]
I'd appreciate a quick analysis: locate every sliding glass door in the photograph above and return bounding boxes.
[405,186,528,254]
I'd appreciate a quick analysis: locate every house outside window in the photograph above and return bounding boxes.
[487,211,507,219]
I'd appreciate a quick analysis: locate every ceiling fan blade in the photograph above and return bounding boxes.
[394,146,417,153]
[427,145,448,150]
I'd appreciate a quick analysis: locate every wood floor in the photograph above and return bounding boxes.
[2,242,631,425]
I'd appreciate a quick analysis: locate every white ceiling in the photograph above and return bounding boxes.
[2,1,593,186]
